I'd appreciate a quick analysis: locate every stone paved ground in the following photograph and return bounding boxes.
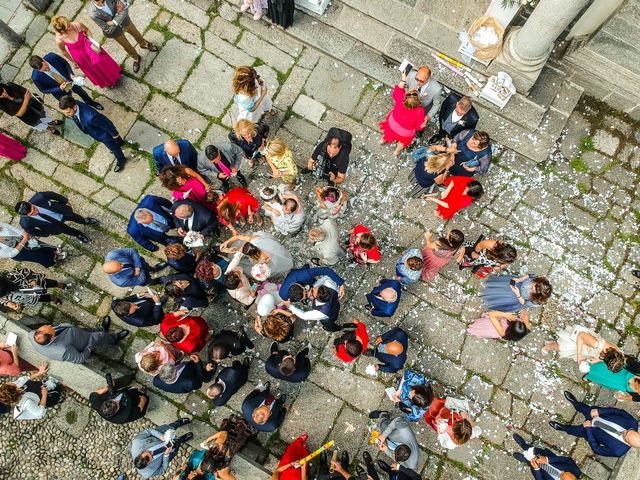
[0,1,639,479]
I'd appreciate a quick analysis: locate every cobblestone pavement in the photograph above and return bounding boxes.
[0,1,639,479]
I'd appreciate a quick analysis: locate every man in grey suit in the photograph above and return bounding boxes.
[30,321,129,364]
[197,143,248,191]
[88,0,158,73]
[406,66,444,133]
[131,418,193,479]
[369,410,419,471]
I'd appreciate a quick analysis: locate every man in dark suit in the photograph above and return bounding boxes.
[30,321,129,364]
[429,93,479,144]
[265,342,310,383]
[111,291,164,327]
[16,191,99,244]
[206,357,250,407]
[241,382,287,433]
[171,200,219,238]
[152,355,217,394]
[363,327,408,373]
[208,328,255,362]
[102,248,167,288]
[549,391,640,457]
[29,53,103,110]
[152,138,198,175]
[366,279,402,318]
[90,372,148,424]
[279,264,345,301]
[511,433,581,480]
[59,96,127,172]
[128,195,177,252]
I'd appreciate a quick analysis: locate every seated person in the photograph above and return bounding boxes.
[365,279,402,317]
[111,290,164,328]
[160,311,210,354]
[363,327,408,373]
[265,343,310,383]
[205,358,250,407]
[90,373,148,424]
[153,354,217,394]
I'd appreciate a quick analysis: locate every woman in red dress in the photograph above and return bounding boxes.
[379,73,425,156]
[426,176,484,220]
[217,186,263,235]
[347,225,381,265]
[271,434,309,480]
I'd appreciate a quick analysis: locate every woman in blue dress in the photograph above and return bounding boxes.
[391,369,434,422]
[174,447,235,480]
[482,274,552,313]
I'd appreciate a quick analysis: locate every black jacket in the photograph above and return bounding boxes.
[438,92,479,138]
[19,192,79,237]
[152,360,215,394]
[211,360,249,407]
[111,295,163,327]
[265,349,310,383]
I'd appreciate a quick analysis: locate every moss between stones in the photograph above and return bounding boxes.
[65,410,77,425]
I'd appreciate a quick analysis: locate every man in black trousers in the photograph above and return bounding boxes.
[90,372,148,424]
[16,191,99,244]
[205,357,251,407]
[265,342,310,383]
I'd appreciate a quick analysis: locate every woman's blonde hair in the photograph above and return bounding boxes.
[308,227,326,243]
[234,119,256,138]
[266,138,287,158]
[232,66,258,97]
[403,89,421,109]
[217,199,240,222]
[51,16,71,34]
[425,152,452,174]
[139,353,161,373]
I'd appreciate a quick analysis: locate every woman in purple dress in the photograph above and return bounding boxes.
[467,310,530,341]
[52,16,121,89]
[420,229,464,283]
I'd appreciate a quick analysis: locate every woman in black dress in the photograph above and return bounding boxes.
[267,0,295,28]
[0,83,61,134]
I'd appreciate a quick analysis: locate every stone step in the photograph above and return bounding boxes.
[0,313,272,477]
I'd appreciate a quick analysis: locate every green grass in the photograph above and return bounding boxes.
[579,136,595,153]
[65,410,78,425]
[570,157,589,173]
[577,182,590,194]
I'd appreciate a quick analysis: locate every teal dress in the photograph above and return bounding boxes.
[177,450,216,480]
[585,361,638,398]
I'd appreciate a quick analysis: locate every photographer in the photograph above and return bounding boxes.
[302,127,352,186]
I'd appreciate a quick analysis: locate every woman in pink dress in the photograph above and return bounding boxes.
[0,133,27,161]
[421,229,464,283]
[467,310,531,341]
[52,16,121,89]
[159,165,217,210]
[379,73,425,156]
[0,342,24,377]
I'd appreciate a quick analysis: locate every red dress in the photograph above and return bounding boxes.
[0,350,21,376]
[348,225,381,264]
[217,187,260,226]
[277,436,309,480]
[336,321,369,363]
[437,176,475,220]
[160,312,209,354]
[423,397,461,430]
[0,133,27,161]
[379,85,425,147]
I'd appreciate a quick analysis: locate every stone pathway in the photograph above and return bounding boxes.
[0,1,639,479]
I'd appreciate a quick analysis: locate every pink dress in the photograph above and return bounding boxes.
[0,133,27,161]
[467,313,508,339]
[58,24,121,88]
[171,177,217,210]
[420,246,460,283]
[379,85,425,147]
[0,350,21,376]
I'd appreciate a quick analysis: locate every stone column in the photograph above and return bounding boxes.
[491,0,591,92]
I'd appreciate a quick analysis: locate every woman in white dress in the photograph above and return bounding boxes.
[232,66,274,122]
[313,185,348,221]
[220,231,294,279]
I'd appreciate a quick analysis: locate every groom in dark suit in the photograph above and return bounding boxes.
[29,53,103,110]
[59,96,127,172]
[429,93,479,144]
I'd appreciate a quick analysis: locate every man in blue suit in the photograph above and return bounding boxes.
[279,264,346,301]
[511,433,581,480]
[128,195,177,252]
[152,138,198,175]
[206,358,250,407]
[29,53,103,110]
[366,279,402,318]
[364,327,408,373]
[153,355,216,394]
[102,248,167,288]
[550,391,640,457]
[59,96,127,172]
[265,343,310,383]
[241,382,287,433]
[111,291,164,328]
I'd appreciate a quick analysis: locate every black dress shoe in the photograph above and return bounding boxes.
[151,261,168,272]
[633,269,640,279]
[75,234,91,244]
[300,346,310,357]
[263,381,270,391]
[113,162,124,172]
[243,357,251,368]
[115,330,130,341]
[177,432,194,443]
[355,465,368,480]
[84,217,99,225]
[49,119,64,126]
[368,410,387,419]
[548,421,566,431]
[512,433,529,451]
[300,167,312,174]
[563,390,578,405]
[91,103,104,110]
[101,316,111,332]
[278,394,287,404]
[512,452,528,464]
[270,342,279,355]
[340,450,350,470]
[177,417,192,426]
[362,451,373,465]
[377,459,392,474]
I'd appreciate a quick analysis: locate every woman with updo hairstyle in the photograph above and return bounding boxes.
[420,229,465,283]
[232,66,275,122]
[468,310,531,342]
[459,236,517,278]
[51,15,121,88]
[229,119,269,167]
[254,309,295,343]
[424,397,481,450]
[483,274,552,313]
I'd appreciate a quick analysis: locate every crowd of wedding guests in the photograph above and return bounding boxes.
[0,2,638,480]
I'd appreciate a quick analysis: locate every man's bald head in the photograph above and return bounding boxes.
[164,139,179,157]
[102,261,123,274]
[415,66,432,84]
[174,204,193,219]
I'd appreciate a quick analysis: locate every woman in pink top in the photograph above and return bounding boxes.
[0,133,27,162]
[0,342,23,377]
[379,72,425,156]
[159,165,217,210]
[52,16,121,89]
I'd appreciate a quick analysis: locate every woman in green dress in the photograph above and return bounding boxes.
[585,361,640,402]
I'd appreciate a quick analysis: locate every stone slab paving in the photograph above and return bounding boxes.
[0,1,639,479]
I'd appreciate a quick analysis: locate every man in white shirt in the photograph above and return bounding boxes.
[286,276,342,332]
[430,93,479,144]
[405,66,444,132]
